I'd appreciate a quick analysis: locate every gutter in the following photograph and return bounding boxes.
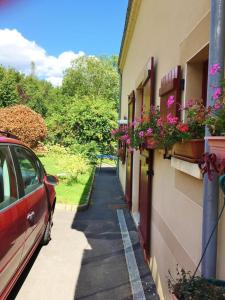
[201,0,225,278]
[118,0,133,72]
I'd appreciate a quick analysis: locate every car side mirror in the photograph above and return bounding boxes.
[44,175,59,186]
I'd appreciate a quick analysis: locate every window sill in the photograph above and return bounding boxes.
[171,157,202,179]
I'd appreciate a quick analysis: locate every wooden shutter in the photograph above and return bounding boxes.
[159,66,182,122]
[138,57,155,260]
[125,91,135,209]
[142,57,155,115]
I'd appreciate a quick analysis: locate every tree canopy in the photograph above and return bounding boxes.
[62,56,119,107]
[0,55,119,159]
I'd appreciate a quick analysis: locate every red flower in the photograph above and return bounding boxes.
[177,123,189,132]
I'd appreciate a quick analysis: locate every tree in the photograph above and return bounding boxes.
[0,105,47,148]
[46,96,118,157]
[0,66,23,107]
[61,56,120,107]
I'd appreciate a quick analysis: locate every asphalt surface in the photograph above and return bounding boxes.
[8,167,158,300]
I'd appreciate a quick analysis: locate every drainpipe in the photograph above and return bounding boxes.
[201,0,225,278]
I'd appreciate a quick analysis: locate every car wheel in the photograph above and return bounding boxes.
[41,210,54,245]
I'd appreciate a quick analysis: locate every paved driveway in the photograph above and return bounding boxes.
[9,208,91,300]
[8,167,158,300]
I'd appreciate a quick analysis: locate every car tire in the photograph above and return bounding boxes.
[41,210,54,245]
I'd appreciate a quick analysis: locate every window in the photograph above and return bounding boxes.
[14,147,41,195]
[0,146,18,210]
[185,45,209,106]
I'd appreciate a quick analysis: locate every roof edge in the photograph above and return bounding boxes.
[118,0,141,72]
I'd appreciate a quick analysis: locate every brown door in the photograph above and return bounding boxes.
[125,92,135,209]
[138,58,155,259]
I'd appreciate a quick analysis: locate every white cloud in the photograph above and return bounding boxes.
[0,29,85,86]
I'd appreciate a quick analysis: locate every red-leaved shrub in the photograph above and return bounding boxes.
[0,105,47,148]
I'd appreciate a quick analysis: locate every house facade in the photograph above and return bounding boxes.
[118,1,225,299]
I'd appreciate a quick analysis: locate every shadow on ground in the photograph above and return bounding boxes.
[6,167,158,300]
[72,167,159,300]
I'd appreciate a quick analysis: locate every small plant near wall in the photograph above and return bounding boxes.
[168,267,225,300]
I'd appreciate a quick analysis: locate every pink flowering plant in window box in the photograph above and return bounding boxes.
[204,64,225,136]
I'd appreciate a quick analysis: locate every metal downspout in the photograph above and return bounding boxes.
[201,0,225,278]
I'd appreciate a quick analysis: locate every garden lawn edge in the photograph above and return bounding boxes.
[77,167,96,211]
[55,167,95,212]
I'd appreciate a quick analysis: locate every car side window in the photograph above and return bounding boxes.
[0,146,18,210]
[14,147,42,195]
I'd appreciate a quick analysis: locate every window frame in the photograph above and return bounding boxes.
[0,144,19,211]
[10,145,44,198]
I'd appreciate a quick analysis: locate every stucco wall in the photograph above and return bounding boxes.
[117,1,225,299]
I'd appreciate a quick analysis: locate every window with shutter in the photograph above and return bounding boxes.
[159,66,182,122]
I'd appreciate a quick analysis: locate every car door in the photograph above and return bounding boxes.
[13,146,48,259]
[0,145,27,296]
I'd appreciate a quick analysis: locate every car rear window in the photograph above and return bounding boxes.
[0,146,18,210]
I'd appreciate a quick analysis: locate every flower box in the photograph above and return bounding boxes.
[117,148,126,164]
[144,136,158,150]
[172,139,204,163]
[205,136,225,160]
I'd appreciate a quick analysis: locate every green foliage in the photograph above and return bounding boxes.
[0,65,56,117]
[0,66,22,106]
[168,267,225,300]
[62,55,119,107]
[205,104,225,136]
[46,145,90,184]
[21,76,55,117]
[38,150,94,205]
[0,55,119,161]
[46,96,118,160]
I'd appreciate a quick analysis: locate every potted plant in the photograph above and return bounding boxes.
[132,106,190,151]
[168,267,225,300]
[111,125,129,162]
[117,146,126,164]
[204,64,225,160]
[132,106,161,150]
[172,100,207,163]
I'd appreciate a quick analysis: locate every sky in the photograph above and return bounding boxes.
[0,0,128,85]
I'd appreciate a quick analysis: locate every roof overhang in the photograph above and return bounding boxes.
[118,0,142,72]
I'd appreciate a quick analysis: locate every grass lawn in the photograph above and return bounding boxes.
[38,154,94,206]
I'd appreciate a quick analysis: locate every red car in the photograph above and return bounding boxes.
[0,132,58,300]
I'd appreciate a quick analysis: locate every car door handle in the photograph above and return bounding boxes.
[27,211,35,224]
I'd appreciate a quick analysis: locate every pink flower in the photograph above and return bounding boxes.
[132,120,137,126]
[111,129,116,135]
[167,113,178,125]
[212,87,222,100]
[214,101,221,110]
[210,64,220,76]
[157,118,163,126]
[120,134,129,141]
[126,138,131,145]
[167,95,175,108]
[146,128,153,136]
[139,131,145,138]
[186,99,194,108]
[128,147,134,153]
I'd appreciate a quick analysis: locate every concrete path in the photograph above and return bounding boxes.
[8,167,158,300]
